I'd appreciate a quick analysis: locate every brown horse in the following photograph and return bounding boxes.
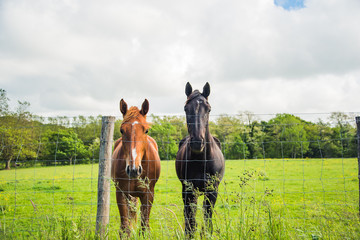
[111,99,161,236]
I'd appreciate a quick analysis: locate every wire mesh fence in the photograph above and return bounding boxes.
[0,112,359,239]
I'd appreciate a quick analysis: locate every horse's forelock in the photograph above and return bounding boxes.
[185,90,211,109]
[122,107,149,128]
[185,90,201,105]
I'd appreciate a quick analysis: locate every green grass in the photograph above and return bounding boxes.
[0,158,359,239]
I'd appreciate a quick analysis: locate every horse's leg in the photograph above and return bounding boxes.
[115,190,130,236]
[128,196,138,230]
[182,184,198,237]
[139,190,154,232]
[203,189,218,234]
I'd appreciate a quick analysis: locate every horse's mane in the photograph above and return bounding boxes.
[122,106,149,128]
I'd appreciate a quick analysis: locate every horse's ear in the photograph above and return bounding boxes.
[185,82,192,97]
[140,99,149,116]
[120,99,127,116]
[202,82,210,99]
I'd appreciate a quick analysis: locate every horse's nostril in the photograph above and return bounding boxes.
[125,165,143,178]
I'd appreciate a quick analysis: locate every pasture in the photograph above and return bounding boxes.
[0,158,359,239]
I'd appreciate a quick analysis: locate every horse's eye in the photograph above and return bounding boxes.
[145,129,149,134]
[120,129,124,134]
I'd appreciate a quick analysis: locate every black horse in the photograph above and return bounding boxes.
[176,82,225,237]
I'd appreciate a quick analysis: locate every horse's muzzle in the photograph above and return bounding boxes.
[125,165,143,178]
[190,137,205,152]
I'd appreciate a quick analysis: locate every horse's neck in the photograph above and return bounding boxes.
[142,136,157,165]
[186,124,214,158]
[205,125,212,143]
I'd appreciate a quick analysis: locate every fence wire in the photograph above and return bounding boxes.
[0,113,359,239]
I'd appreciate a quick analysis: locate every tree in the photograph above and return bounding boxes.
[16,101,31,120]
[0,99,39,169]
[224,132,249,159]
[238,111,266,159]
[72,115,102,146]
[265,114,309,158]
[243,121,266,159]
[88,137,100,163]
[40,129,90,165]
[149,116,181,160]
[305,120,340,158]
[329,112,351,128]
[328,112,357,158]
[0,89,9,116]
[0,116,39,169]
[211,115,249,159]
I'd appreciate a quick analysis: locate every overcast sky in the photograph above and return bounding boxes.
[1,0,360,120]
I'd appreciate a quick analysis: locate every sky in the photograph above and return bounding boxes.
[1,0,360,120]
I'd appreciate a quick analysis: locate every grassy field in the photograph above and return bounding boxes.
[0,158,359,239]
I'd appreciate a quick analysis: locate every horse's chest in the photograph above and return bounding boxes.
[115,178,152,196]
[183,160,219,182]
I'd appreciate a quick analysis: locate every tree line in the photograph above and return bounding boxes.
[0,89,358,170]
[151,112,358,161]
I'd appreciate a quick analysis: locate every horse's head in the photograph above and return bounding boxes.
[184,82,211,153]
[119,99,150,178]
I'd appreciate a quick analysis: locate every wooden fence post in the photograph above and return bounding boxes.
[96,116,115,238]
[356,116,360,217]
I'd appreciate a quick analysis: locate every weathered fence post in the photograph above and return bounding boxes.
[96,116,115,238]
[356,116,360,217]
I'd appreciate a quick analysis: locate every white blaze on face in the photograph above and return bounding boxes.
[132,147,137,168]
[196,100,202,114]
[131,121,139,168]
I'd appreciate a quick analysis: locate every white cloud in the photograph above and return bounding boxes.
[1,0,360,118]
